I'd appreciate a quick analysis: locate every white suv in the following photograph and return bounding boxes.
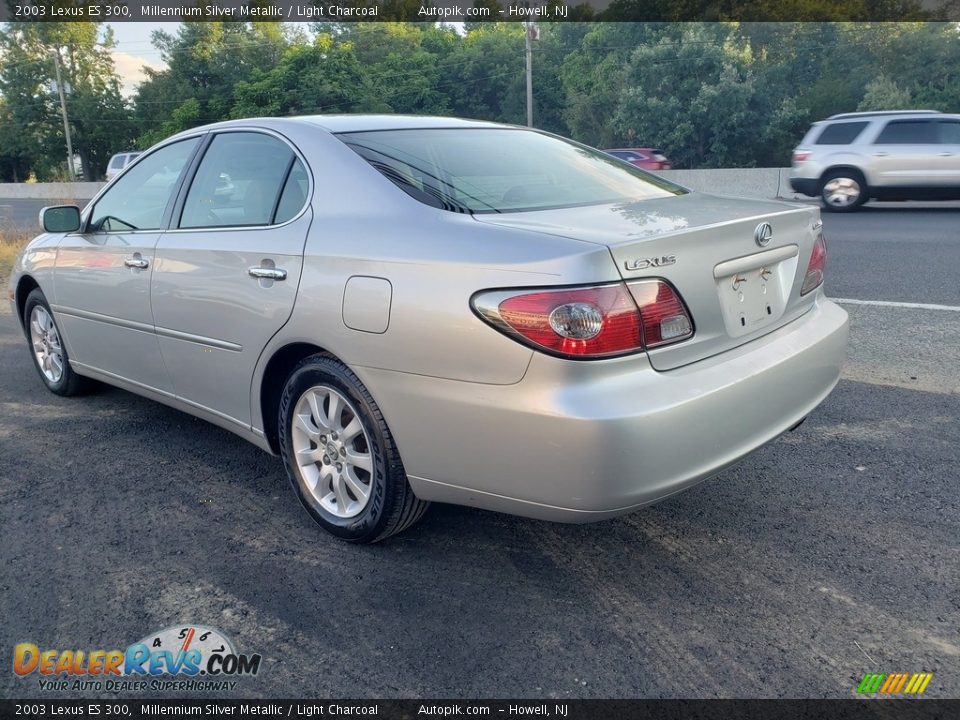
[104,151,142,181]
[790,110,960,212]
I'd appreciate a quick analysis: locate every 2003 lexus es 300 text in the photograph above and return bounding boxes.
[9,115,848,542]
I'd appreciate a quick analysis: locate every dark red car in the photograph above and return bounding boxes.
[604,147,672,170]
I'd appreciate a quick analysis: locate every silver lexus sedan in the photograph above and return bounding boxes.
[8,115,848,542]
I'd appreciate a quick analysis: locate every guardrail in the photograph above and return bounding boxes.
[0,169,806,203]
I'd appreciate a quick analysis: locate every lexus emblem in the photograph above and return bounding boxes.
[754,222,773,247]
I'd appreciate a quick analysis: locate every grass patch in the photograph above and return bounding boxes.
[0,226,33,283]
[0,198,80,282]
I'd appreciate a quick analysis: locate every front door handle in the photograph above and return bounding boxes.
[124,256,149,269]
[872,152,888,157]
[937,152,953,157]
[248,267,287,281]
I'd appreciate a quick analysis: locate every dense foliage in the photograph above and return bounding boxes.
[1,21,959,180]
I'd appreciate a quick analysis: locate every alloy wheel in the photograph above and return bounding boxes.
[30,306,64,384]
[822,176,861,208]
[291,384,374,519]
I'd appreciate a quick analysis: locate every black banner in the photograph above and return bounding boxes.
[2,700,960,720]
[2,0,959,23]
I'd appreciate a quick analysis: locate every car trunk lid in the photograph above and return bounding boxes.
[473,192,822,370]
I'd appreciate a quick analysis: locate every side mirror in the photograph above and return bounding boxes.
[40,205,82,233]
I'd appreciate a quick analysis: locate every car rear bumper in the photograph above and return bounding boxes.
[355,296,849,522]
[789,177,820,197]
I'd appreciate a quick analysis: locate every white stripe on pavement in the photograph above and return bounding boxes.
[833,298,960,312]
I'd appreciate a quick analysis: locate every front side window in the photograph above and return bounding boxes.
[341,128,685,214]
[91,138,199,232]
[180,133,296,229]
[814,122,868,145]
[874,120,938,144]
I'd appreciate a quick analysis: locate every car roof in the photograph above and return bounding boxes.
[605,147,658,152]
[176,114,509,137]
[820,110,958,122]
[301,114,507,132]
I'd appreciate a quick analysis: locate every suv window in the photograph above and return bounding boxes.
[939,120,960,144]
[180,132,295,229]
[874,120,938,144]
[108,155,125,170]
[90,138,199,232]
[814,122,869,145]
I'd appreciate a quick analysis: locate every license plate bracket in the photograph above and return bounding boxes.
[714,248,798,338]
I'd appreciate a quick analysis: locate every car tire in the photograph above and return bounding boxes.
[278,354,429,543]
[820,169,867,212]
[23,289,94,397]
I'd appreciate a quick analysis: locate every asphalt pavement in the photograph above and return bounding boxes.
[1,204,957,700]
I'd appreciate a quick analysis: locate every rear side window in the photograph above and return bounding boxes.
[814,122,869,145]
[874,120,938,144]
[274,159,309,224]
[939,120,960,144]
[180,132,296,229]
[109,155,125,169]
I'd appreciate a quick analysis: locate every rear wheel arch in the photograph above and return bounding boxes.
[820,165,868,189]
[259,342,331,454]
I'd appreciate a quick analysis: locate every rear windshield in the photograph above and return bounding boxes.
[339,128,686,214]
[814,122,869,145]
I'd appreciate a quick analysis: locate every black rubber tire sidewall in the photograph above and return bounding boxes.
[278,356,399,543]
[23,289,86,396]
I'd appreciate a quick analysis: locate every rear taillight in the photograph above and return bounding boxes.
[792,150,811,163]
[801,230,827,295]
[629,280,694,347]
[472,281,693,359]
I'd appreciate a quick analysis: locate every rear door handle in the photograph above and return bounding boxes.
[937,152,953,157]
[248,267,287,281]
[872,152,888,157]
[124,256,149,269]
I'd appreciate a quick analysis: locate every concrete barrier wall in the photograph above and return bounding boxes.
[0,169,807,203]
[654,168,805,201]
[0,182,103,200]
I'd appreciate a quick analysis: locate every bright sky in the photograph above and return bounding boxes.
[108,23,169,96]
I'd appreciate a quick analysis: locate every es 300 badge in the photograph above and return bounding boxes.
[12,624,261,692]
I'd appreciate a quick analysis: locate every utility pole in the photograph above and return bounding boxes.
[525,20,535,127]
[51,50,74,181]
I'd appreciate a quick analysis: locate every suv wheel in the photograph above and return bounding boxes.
[278,354,429,543]
[820,170,867,212]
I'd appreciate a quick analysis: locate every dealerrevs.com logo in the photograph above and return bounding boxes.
[13,625,261,692]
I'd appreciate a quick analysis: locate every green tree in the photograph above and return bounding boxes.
[134,23,290,145]
[858,75,914,110]
[0,22,133,180]
[612,24,767,167]
[440,24,527,124]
